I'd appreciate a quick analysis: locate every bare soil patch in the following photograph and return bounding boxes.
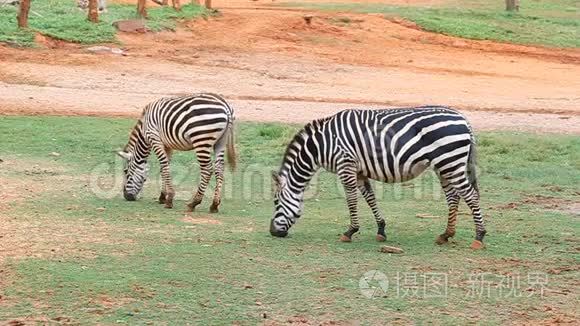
[0,217,134,263]
[1,1,580,134]
[181,215,223,225]
[84,295,136,315]
[0,158,134,263]
[491,194,580,215]
[555,202,580,217]
[0,157,68,210]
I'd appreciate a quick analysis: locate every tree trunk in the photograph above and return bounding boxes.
[137,0,147,17]
[505,0,519,11]
[172,0,181,11]
[204,0,211,9]
[88,0,99,23]
[17,0,31,28]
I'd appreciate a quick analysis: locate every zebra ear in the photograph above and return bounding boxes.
[271,171,286,189]
[271,171,282,188]
[117,151,131,160]
[271,171,279,186]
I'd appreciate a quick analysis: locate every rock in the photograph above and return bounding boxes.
[111,47,125,55]
[49,152,60,157]
[452,40,468,47]
[379,245,404,254]
[87,46,126,56]
[113,20,147,33]
[416,213,438,219]
[0,0,19,5]
[86,46,112,53]
[96,207,106,212]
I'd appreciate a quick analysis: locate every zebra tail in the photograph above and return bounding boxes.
[225,120,237,171]
[466,138,479,193]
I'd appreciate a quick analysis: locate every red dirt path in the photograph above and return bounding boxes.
[1,0,579,133]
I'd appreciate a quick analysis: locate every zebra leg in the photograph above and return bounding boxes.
[455,185,486,249]
[152,144,175,209]
[435,180,460,245]
[172,0,181,11]
[187,148,214,212]
[209,150,225,213]
[158,147,173,204]
[338,165,360,242]
[357,177,386,242]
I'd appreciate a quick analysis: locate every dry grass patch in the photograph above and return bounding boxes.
[181,214,223,225]
[0,216,135,264]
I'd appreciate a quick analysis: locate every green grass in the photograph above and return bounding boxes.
[0,116,579,324]
[282,0,580,48]
[0,0,208,47]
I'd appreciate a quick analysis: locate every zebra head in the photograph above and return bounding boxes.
[270,171,304,237]
[117,150,148,201]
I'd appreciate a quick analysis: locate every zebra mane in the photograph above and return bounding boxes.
[123,118,144,153]
[310,116,333,130]
[278,117,329,175]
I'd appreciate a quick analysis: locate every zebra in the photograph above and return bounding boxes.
[77,0,107,13]
[117,93,236,212]
[270,106,487,249]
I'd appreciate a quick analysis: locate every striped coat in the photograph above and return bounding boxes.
[271,107,486,249]
[118,93,236,212]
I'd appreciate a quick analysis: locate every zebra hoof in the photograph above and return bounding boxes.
[339,234,352,242]
[376,234,386,242]
[164,202,173,209]
[435,234,449,245]
[470,240,484,250]
[158,193,166,204]
[209,205,219,213]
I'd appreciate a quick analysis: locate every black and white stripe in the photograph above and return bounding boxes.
[270,106,486,248]
[118,93,236,213]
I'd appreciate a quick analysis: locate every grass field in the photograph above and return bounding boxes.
[285,0,580,48]
[0,116,579,324]
[0,0,208,47]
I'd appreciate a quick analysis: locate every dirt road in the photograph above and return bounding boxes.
[1,0,579,133]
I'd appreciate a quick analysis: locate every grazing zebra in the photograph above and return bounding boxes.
[117,93,236,212]
[270,107,487,249]
[77,0,107,12]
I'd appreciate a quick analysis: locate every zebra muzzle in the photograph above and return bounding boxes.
[124,191,136,201]
[270,221,288,237]
[270,230,288,237]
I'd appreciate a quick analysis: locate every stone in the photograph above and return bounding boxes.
[0,0,19,5]
[379,245,404,254]
[113,20,147,33]
[111,48,125,55]
[86,46,111,53]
